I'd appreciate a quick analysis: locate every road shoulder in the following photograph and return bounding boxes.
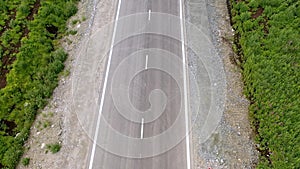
[186,0,259,168]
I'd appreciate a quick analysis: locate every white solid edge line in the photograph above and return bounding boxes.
[148,9,151,21]
[145,55,149,69]
[88,0,122,168]
[140,118,144,139]
[179,0,191,169]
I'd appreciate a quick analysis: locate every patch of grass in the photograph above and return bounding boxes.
[68,30,77,35]
[46,143,61,154]
[42,112,54,118]
[21,158,30,166]
[60,68,71,77]
[42,113,48,118]
[48,112,54,117]
[36,119,51,130]
[36,121,42,131]
[71,19,80,25]
[66,38,73,45]
[42,120,51,128]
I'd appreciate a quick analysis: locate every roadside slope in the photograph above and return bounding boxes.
[17,0,117,168]
[0,0,78,168]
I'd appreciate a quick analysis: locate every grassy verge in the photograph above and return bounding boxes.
[0,0,78,168]
[228,0,300,168]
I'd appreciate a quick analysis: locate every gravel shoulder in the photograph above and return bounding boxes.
[186,0,259,168]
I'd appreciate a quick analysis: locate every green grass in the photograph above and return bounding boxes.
[68,30,78,35]
[21,157,30,166]
[46,143,61,154]
[82,16,87,21]
[71,19,80,25]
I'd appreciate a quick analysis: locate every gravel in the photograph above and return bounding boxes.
[186,0,259,168]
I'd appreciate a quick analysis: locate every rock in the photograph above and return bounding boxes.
[41,143,45,149]
[58,130,63,136]
[220,158,224,164]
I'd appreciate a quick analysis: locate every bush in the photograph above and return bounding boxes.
[229,0,300,168]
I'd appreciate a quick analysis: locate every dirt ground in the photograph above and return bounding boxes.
[17,0,258,169]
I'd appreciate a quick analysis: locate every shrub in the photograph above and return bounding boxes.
[229,0,300,168]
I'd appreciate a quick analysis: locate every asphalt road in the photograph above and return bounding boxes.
[88,0,191,168]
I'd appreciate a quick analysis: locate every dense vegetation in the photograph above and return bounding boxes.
[229,0,300,168]
[0,0,78,168]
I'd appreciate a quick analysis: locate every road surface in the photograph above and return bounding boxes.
[88,0,192,168]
